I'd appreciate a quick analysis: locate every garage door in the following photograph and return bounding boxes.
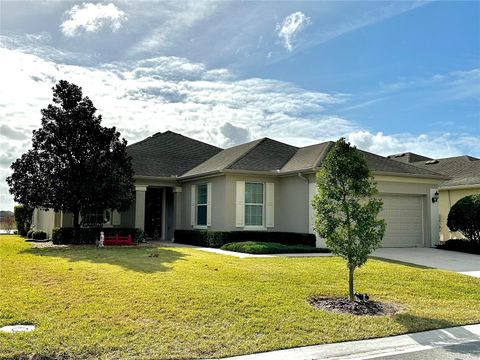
[379,194,424,247]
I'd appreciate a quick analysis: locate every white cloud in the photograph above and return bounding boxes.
[276,12,311,51]
[60,3,127,37]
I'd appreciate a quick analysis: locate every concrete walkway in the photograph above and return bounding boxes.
[372,248,480,277]
[222,324,480,360]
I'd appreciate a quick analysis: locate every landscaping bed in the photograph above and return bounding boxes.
[308,296,399,316]
[436,239,480,255]
[1,235,479,359]
[220,241,329,254]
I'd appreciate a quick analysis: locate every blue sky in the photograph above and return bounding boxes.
[0,1,479,210]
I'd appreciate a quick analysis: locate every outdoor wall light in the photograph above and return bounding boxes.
[431,191,439,203]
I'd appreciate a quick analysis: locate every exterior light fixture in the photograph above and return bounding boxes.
[432,191,439,203]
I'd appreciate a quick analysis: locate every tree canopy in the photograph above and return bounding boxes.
[447,194,480,243]
[313,138,385,301]
[7,80,134,233]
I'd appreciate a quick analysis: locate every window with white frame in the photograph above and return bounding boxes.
[196,184,208,226]
[245,182,264,226]
[81,209,112,227]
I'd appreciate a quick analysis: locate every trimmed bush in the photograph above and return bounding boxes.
[221,241,330,254]
[52,227,142,245]
[437,239,480,255]
[174,230,316,248]
[14,205,33,236]
[31,231,47,240]
[447,194,480,243]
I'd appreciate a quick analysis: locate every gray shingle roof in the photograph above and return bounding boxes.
[229,138,298,171]
[182,138,298,178]
[387,152,433,164]
[127,131,222,177]
[408,156,480,188]
[360,150,445,177]
[280,142,333,173]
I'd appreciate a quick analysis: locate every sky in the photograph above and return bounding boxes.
[0,1,479,210]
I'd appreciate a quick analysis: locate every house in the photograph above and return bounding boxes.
[388,152,480,241]
[32,131,447,247]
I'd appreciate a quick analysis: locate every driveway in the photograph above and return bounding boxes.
[372,248,480,277]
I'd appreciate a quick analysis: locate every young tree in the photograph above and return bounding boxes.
[7,80,134,240]
[313,138,385,301]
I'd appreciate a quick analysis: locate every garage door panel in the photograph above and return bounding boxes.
[379,194,423,247]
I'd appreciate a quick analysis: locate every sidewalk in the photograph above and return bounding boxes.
[221,324,480,360]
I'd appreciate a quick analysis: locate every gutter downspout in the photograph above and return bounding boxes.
[298,173,309,233]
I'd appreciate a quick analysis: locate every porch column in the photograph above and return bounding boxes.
[172,186,182,241]
[135,185,147,231]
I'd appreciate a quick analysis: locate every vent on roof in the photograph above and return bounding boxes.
[425,160,439,165]
[393,153,406,158]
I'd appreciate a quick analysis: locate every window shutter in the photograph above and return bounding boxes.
[266,182,274,228]
[235,181,245,227]
[112,210,121,225]
[190,184,196,226]
[207,182,212,226]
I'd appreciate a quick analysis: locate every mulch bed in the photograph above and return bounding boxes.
[308,296,399,316]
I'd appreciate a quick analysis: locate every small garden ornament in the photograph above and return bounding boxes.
[99,231,105,247]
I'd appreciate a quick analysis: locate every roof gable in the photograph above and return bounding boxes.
[387,152,433,164]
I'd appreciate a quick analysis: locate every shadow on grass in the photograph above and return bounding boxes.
[370,256,432,269]
[20,246,188,273]
[394,313,454,332]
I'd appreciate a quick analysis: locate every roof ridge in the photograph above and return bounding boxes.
[127,132,164,148]
[225,138,266,169]
[366,150,447,177]
[312,141,335,169]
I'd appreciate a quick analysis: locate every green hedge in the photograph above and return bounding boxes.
[436,239,480,255]
[221,241,329,254]
[174,230,316,248]
[52,227,143,245]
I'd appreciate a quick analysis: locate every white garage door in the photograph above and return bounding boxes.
[379,194,424,247]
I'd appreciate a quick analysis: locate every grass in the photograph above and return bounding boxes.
[1,235,479,359]
[220,241,330,254]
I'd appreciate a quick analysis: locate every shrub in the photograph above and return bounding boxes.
[174,230,316,248]
[220,241,330,254]
[31,231,47,240]
[447,195,480,243]
[52,227,140,245]
[437,239,480,255]
[14,205,33,236]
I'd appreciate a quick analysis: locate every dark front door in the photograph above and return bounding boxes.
[145,188,163,239]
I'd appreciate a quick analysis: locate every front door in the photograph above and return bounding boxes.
[145,188,163,239]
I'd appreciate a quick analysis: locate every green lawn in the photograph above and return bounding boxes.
[1,235,479,359]
[220,241,330,254]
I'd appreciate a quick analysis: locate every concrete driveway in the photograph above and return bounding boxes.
[372,248,480,277]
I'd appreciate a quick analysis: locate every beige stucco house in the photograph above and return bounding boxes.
[33,131,447,247]
[388,152,480,241]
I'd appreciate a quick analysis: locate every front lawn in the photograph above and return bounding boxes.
[220,241,330,254]
[1,235,479,359]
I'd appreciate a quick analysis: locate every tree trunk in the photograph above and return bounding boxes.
[348,265,355,301]
[73,210,80,243]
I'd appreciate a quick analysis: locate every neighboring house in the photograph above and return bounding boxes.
[33,131,447,247]
[388,152,480,241]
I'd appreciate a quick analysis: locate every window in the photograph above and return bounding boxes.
[245,182,264,226]
[81,209,111,227]
[196,184,207,226]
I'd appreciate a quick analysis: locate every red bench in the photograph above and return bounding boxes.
[103,234,134,246]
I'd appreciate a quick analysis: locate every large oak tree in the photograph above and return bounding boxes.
[7,80,134,238]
